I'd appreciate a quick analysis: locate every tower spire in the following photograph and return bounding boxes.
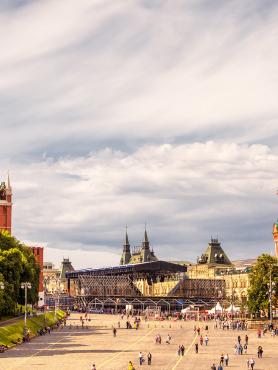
[120,225,131,265]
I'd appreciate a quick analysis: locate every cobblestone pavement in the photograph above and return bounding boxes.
[0,313,277,370]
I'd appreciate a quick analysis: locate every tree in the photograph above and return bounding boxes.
[0,231,40,316]
[247,254,278,317]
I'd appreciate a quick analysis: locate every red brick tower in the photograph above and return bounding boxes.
[272,221,278,257]
[30,246,44,306]
[0,175,12,234]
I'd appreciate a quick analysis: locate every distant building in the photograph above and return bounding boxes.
[120,228,158,265]
[0,176,12,234]
[187,238,258,304]
[43,258,74,295]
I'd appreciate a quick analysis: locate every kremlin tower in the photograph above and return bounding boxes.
[0,175,12,234]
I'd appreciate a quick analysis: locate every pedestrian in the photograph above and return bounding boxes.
[91,364,96,370]
[113,327,117,337]
[211,364,216,370]
[200,335,203,345]
[178,345,181,356]
[128,361,135,370]
[181,344,185,356]
[147,352,152,365]
[205,335,209,346]
[220,354,224,366]
[244,343,248,354]
[249,357,255,370]
[246,359,250,369]
[195,343,198,353]
[218,365,223,370]
[224,353,229,366]
[245,334,248,345]
[139,351,144,365]
[257,346,263,358]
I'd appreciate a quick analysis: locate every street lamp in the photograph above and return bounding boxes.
[0,282,4,290]
[20,282,32,334]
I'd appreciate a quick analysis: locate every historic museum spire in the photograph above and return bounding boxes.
[120,226,131,265]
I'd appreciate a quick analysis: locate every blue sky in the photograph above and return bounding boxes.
[0,0,278,268]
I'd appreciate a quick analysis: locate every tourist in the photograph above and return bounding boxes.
[244,343,248,354]
[195,343,198,353]
[247,359,250,369]
[139,351,144,365]
[211,364,216,370]
[128,361,135,370]
[91,364,96,370]
[220,354,224,366]
[166,334,171,344]
[200,335,203,345]
[205,335,209,345]
[249,357,255,369]
[181,344,185,356]
[257,345,263,358]
[224,353,229,366]
[245,334,248,345]
[147,352,152,365]
[178,346,181,356]
[217,365,223,370]
[113,327,117,337]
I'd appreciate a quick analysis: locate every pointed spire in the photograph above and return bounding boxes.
[125,225,129,246]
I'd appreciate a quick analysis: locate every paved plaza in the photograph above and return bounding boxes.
[0,313,277,370]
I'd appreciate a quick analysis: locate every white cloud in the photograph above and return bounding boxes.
[1,141,277,266]
[0,0,278,157]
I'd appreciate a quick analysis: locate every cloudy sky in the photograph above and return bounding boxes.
[0,0,278,269]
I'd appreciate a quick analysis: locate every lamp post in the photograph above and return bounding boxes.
[20,282,32,334]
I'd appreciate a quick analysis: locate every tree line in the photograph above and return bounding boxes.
[0,230,40,316]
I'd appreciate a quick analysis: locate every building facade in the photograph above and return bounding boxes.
[0,177,12,234]
[120,228,158,265]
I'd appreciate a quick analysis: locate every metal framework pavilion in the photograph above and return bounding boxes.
[64,260,224,311]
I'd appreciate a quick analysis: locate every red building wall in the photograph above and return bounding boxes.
[31,246,44,293]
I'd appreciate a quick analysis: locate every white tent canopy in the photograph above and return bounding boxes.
[181,306,191,314]
[226,304,240,313]
[208,302,223,314]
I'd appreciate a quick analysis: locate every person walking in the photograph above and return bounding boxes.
[249,357,255,370]
[181,344,185,356]
[257,346,263,358]
[178,345,181,356]
[128,361,135,370]
[244,343,248,354]
[217,365,223,370]
[211,364,216,370]
[245,334,248,345]
[246,359,250,369]
[224,353,229,366]
[139,352,144,365]
[147,352,152,365]
[113,327,117,337]
[220,354,224,366]
[195,343,199,353]
[205,335,209,346]
[200,335,203,345]
[91,364,96,370]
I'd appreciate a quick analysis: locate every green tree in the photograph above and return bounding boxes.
[0,231,40,316]
[247,254,278,317]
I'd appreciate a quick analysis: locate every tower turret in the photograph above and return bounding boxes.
[0,174,12,234]
[273,221,278,257]
[120,227,131,265]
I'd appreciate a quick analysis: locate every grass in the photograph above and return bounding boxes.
[0,310,65,347]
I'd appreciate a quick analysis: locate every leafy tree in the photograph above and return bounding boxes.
[0,231,40,316]
[247,254,278,317]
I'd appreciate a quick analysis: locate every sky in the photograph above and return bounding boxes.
[0,0,278,269]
